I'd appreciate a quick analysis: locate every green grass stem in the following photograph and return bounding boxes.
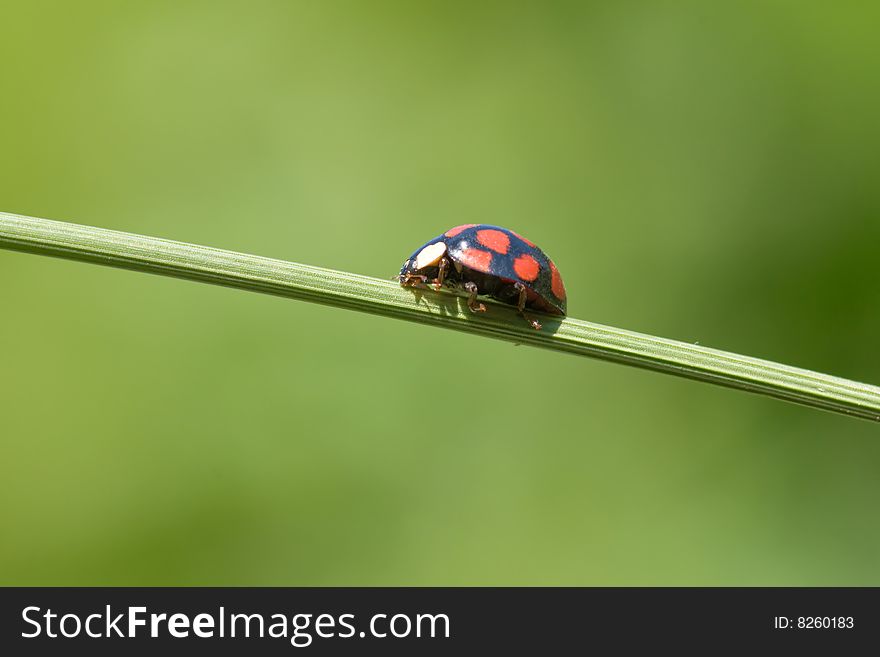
[2,211,879,422]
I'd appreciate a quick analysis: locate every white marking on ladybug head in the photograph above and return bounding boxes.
[414,242,447,270]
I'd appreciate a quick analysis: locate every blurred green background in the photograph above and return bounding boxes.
[1,1,878,585]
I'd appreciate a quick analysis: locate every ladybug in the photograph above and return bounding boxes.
[399,224,566,330]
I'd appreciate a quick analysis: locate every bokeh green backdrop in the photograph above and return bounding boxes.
[1,1,878,585]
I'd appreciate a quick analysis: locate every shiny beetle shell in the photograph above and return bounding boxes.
[399,224,567,315]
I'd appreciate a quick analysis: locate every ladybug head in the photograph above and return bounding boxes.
[399,241,447,277]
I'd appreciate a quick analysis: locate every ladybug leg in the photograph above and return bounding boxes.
[514,282,528,313]
[514,282,542,330]
[399,272,428,287]
[463,282,486,313]
[434,256,449,289]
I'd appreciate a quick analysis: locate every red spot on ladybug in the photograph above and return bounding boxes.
[458,247,493,272]
[476,228,510,254]
[445,224,477,238]
[513,253,540,281]
[550,261,566,300]
[510,230,536,247]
